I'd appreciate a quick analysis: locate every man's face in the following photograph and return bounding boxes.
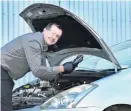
[44,25,62,45]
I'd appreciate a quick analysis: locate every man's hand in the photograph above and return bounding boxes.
[63,62,74,74]
[58,55,83,74]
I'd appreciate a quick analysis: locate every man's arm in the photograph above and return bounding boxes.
[23,37,64,80]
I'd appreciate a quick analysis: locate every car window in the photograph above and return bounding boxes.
[113,47,131,68]
[60,40,131,70]
[92,46,131,69]
[110,40,131,68]
[60,55,114,70]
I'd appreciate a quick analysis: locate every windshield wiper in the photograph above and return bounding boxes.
[75,68,125,73]
[75,69,100,73]
[100,67,127,72]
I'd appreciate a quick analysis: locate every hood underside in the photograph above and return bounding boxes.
[20,3,121,69]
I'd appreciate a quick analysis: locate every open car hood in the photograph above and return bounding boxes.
[20,3,121,69]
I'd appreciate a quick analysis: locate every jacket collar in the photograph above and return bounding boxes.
[41,32,48,51]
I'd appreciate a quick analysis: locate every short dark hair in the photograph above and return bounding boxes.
[45,23,63,31]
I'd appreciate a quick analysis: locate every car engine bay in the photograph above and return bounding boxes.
[12,55,116,110]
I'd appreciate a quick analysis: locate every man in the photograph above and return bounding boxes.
[1,23,75,111]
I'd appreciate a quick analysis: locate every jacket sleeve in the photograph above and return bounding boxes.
[23,38,59,81]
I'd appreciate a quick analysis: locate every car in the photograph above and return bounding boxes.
[41,39,131,111]
[13,3,131,111]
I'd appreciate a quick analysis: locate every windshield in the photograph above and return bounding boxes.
[61,40,131,70]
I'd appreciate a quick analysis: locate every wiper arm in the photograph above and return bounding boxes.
[75,69,99,72]
[75,68,124,73]
[98,68,125,72]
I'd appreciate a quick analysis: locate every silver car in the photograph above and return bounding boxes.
[41,40,131,111]
[14,3,131,111]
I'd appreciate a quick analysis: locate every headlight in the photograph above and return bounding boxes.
[41,83,98,110]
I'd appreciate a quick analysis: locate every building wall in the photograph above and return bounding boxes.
[0,0,131,88]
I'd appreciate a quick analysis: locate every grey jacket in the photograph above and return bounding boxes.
[1,32,59,80]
